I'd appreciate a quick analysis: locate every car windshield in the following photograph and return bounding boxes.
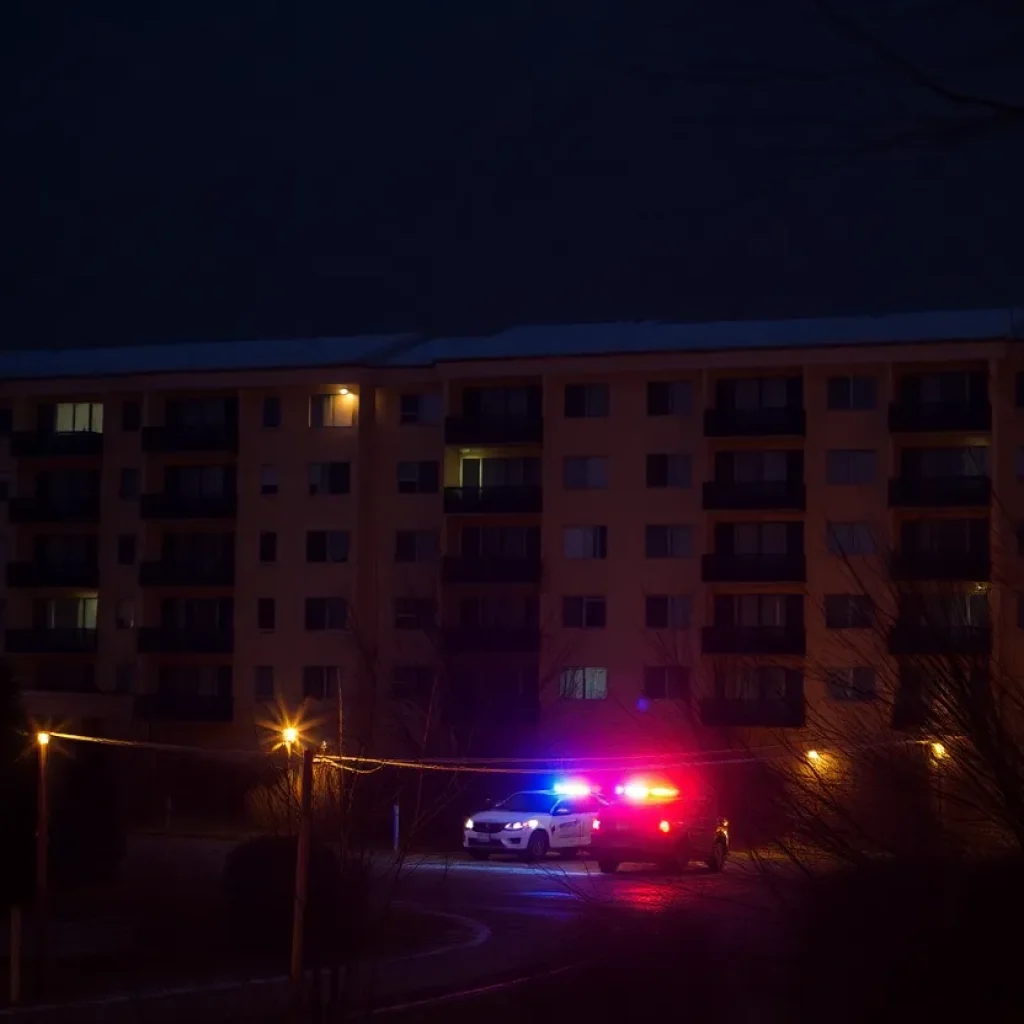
[497,792,555,813]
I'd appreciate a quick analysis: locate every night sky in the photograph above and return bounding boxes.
[7,1,1024,350]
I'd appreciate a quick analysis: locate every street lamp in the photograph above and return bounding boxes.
[282,726,298,747]
[37,732,51,747]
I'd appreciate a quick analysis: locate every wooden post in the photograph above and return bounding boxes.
[290,747,314,1016]
[9,906,22,1005]
[36,736,49,991]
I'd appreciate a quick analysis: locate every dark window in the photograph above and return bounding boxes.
[643,666,691,700]
[259,531,277,563]
[257,598,276,630]
[564,383,609,418]
[392,665,434,700]
[647,381,693,416]
[394,598,434,629]
[306,530,350,563]
[254,666,275,700]
[646,453,692,488]
[399,392,441,424]
[305,598,348,631]
[397,460,440,494]
[302,665,340,700]
[121,401,141,431]
[119,468,139,498]
[117,534,136,565]
[395,530,438,562]
[645,525,693,558]
[562,596,606,629]
[827,376,877,411]
[825,594,873,629]
[262,396,281,428]
[827,450,877,485]
[826,668,877,701]
[260,465,279,495]
[308,462,350,495]
[645,595,692,629]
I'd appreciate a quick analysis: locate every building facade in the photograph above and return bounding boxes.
[1,311,1022,758]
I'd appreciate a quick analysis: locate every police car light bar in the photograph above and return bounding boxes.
[553,780,591,797]
[615,780,679,801]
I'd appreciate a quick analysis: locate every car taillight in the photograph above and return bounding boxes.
[592,819,601,830]
[658,820,671,834]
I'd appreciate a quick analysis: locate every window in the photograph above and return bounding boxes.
[460,456,540,488]
[827,450,877,485]
[308,461,351,495]
[645,525,693,558]
[165,464,233,497]
[727,377,790,410]
[306,530,351,563]
[254,666,275,701]
[563,526,608,560]
[114,663,135,694]
[827,522,877,556]
[305,597,348,631]
[825,595,873,629]
[310,392,357,428]
[460,525,538,559]
[117,534,136,565]
[645,595,692,629]
[908,445,989,479]
[40,597,97,630]
[562,596,606,629]
[720,666,791,702]
[563,456,608,490]
[731,450,792,482]
[167,398,232,427]
[458,594,537,627]
[733,522,791,555]
[302,666,340,701]
[468,385,538,419]
[161,597,233,629]
[259,531,277,563]
[262,396,281,428]
[559,667,608,700]
[395,529,439,562]
[721,593,796,627]
[826,667,877,701]
[119,468,139,498]
[115,600,134,629]
[394,598,434,629]
[55,402,103,433]
[916,371,978,404]
[399,392,441,424]
[121,401,141,432]
[647,380,693,416]
[257,598,276,631]
[827,375,877,411]
[260,465,279,495]
[564,383,609,418]
[646,454,692,489]
[643,666,691,700]
[397,460,439,494]
[392,665,434,700]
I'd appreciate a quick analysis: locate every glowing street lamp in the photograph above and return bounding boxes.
[282,726,299,747]
[806,749,821,763]
[36,732,51,747]
[931,742,947,759]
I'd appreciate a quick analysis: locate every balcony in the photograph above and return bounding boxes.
[4,628,98,654]
[7,495,100,523]
[890,549,990,583]
[888,623,991,656]
[139,560,236,587]
[142,423,239,454]
[135,690,234,723]
[701,625,806,656]
[137,627,235,654]
[140,492,237,520]
[10,431,104,458]
[703,406,805,438]
[27,665,99,694]
[887,476,990,509]
[701,553,805,584]
[702,480,805,512]
[442,556,542,585]
[444,486,542,515]
[699,696,805,728]
[443,626,542,653]
[444,415,543,446]
[6,560,99,588]
[888,401,991,434]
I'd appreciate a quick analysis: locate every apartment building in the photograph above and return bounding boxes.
[1,309,1021,758]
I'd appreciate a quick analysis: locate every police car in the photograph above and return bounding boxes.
[463,783,608,861]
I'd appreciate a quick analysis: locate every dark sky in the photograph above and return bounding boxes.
[7,1,1024,349]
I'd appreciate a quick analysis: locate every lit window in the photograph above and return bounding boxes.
[310,392,357,428]
[54,402,103,434]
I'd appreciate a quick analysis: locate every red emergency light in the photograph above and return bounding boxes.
[614,779,680,801]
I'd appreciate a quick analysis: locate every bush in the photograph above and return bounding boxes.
[222,836,370,959]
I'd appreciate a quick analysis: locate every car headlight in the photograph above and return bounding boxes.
[503,819,539,831]
[464,819,474,830]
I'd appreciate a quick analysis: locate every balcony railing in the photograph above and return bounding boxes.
[139,560,236,587]
[140,492,237,520]
[6,560,99,588]
[887,623,992,656]
[701,553,806,583]
[7,495,100,523]
[443,486,542,515]
[4,628,98,654]
[703,406,805,438]
[888,401,991,434]
[444,416,543,446]
[701,625,806,656]
[887,476,990,509]
[141,423,239,454]
[699,696,805,728]
[135,691,234,723]
[137,627,235,654]
[443,626,542,653]
[889,550,990,583]
[702,480,805,512]
[10,431,104,458]
[442,556,542,585]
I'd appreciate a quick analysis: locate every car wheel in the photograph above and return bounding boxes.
[468,851,490,862]
[706,840,727,873]
[523,830,550,862]
[597,860,620,874]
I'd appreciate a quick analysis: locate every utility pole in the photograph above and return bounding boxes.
[336,688,345,860]
[35,732,50,995]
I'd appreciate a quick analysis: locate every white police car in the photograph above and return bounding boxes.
[463,784,608,861]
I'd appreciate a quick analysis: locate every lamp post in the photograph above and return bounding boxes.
[282,727,298,834]
[35,732,50,992]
